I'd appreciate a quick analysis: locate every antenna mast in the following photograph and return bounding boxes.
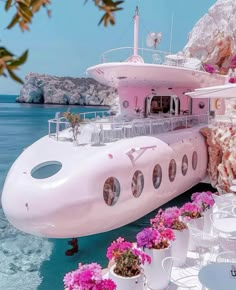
[134,6,139,56]
[169,13,174,53]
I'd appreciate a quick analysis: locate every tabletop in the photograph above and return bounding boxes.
[199,262,236,290]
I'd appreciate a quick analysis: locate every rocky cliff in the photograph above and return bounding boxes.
[183,0,236,74]
[17,73,120,112]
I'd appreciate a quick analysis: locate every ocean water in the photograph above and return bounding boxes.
[0,95,214,290]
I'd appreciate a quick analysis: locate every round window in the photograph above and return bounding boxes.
[168,159,176,182]
[131,170,144,198]
[182,155,188,176]
[192,151,198,170]
[103,177,120,206]
[31,161,62,179]
[123,100,129,108]
[152,164,162,189]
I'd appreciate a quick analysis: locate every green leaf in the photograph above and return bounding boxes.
[10,50,28,66]
[7,13,20,30]
[0,47,14,57]
[7,68,24,84]
[5,0,12,11]
[17,0,31,7]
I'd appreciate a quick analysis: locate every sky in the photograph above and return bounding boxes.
[0,0,216,94]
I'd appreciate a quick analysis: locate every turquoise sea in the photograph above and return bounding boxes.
[0,95,214,290]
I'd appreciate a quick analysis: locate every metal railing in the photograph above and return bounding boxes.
[100,47,205,71]
[48,113,209,144]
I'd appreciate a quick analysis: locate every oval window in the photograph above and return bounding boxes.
[182,155,188,176]
[152,164,162,189]
[103,177,120,206]
[131,170,144,198]
[31,161,62,179]
[168,159,176,182]
[192,151,198,170]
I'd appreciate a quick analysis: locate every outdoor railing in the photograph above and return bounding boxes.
[100,47,205,71]
[210,115,236,128]
[48,113,209,144]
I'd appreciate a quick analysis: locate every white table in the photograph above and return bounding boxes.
[199,263,236,290]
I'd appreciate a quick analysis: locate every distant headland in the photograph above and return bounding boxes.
[17,72,120,112]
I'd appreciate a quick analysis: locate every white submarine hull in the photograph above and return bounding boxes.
[1,126,207,238]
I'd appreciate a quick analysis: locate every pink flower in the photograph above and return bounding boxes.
[106,237,132,260]
[191,191,215,211]
[180,202,203,219]
[63,262,116,290]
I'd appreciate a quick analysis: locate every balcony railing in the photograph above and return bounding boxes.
[100,47,205,71]
[48,113,209,144]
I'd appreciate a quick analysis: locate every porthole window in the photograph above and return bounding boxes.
[168,159,176,182]
[31,161,62,179]
[192,151,198,170]
[182,155,188,176]
[103,177,120,206]
[152,164,162,189]
[123,100,129,108]
[131,170,144,198]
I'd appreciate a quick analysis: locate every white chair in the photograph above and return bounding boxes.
[162,256,200,289]
[216,251,236,263]
[188,220,218,266]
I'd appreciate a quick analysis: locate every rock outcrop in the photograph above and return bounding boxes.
[183,0,236,74]
[17,73,120,113]
[201,125,236,192]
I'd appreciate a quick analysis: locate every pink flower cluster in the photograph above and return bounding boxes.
[203,63,216,74]
[191,191,215,211]
[63,262,116,290]
[230,55,236,69]
[106,237,151,264]
[136,227,175,249]
[180,202,202,220]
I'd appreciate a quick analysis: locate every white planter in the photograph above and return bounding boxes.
[203,207,213,232]
[109,264,144,290]
[144,246,171,290]
[188,217,204,251]
[171,228,190,266]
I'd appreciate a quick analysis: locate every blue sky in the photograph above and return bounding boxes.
[0,0,216,94]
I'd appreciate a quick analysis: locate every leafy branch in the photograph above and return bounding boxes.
[0,0,124,83]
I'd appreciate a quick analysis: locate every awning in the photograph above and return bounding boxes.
[185,83,236,98]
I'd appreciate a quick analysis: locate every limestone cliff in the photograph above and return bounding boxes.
[201,125,236,192]
[17,73,120,113]
[183,0,236,74]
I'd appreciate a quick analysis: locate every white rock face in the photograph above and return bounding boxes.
[18,73,120,113]
[183,0,236,73]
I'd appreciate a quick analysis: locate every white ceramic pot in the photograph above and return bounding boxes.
[171,228,190,266]
[203,207,213,232]
[188,217,204,251]
[109,264,144,290]
[144,246,171,290]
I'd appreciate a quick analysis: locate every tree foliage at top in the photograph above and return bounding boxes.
[0,0,124,84]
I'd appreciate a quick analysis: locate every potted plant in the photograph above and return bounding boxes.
[180,201,204,251]
[151,207,189,266]
[106,237,151,290]
[136,227,175,290]
[63,112,81,143]
[191,191,215,231]
[63,262,116,290]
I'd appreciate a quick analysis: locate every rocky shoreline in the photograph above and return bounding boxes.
[17,73,120,113]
